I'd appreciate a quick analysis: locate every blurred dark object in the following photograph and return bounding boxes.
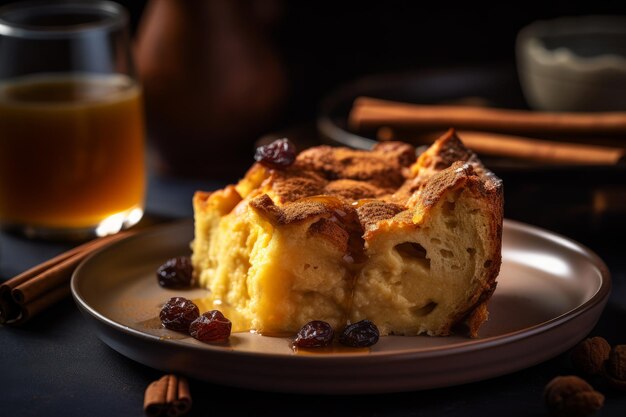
[135,0,288,178]
[516,15,626,112]
[315,65,626,239]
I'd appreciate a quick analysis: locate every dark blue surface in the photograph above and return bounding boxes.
[2,170,626,417]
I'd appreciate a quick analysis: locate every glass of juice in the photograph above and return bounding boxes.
[0,0,145,239]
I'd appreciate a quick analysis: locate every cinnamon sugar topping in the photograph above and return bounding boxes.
[243,137,500,250]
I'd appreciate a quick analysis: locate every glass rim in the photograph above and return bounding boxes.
[0,0,128,39]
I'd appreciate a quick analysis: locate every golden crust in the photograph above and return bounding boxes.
[416,128,480,172]
[324,179,389,200]
[194,129,503,337]
[245,129,501,236]
[355,200,405,231]
[407,158,503,337]
[249,127,503,268]
[244,140,421,235]
[249,194,350,226]
[268,169,327,203]
[193,185,242,217]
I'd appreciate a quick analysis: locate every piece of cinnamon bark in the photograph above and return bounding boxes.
[144,375,192,417]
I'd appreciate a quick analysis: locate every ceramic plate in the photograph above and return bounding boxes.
[71,219,610,394]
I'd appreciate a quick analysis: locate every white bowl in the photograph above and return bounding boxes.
[516,15,626,111]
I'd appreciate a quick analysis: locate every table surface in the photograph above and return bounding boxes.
[0,102,626,417]
[2,163,626,417]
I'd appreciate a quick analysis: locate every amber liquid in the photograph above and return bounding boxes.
[0,74,145,232]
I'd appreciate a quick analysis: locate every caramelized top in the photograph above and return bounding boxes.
[268,141,416,204]
[196,129,502,249]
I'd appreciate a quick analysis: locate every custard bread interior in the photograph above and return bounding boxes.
[191,129,503,337]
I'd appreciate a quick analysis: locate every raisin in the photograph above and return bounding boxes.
[189,310,232,343]
[293,320,334,348]
[156,256,193,288]
[159,297,200,332]
[254,138,296,169]
[339,320,379,347]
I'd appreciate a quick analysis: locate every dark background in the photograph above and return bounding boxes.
[3,0,624,121]
[1,3,626,416]
[120,0,626,121]
[258,1,625,121]
[0,0,626,172]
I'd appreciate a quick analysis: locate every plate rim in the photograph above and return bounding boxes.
[71,218,611,364]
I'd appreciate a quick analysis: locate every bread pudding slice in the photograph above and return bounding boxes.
[192,129,503,337]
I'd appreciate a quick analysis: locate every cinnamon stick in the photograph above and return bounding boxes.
[0,239,90,295]
[144,375,192,417]
[0,231,132,325]
[8,285,71,326]
[0,290,20,324]
[380,128,625,165]
[11,250,88,305]
[144,376,169,417]
[458,131,624,164]
[350,96,626,136]
[173,378,191,416]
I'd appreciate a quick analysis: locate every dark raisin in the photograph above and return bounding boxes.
[157,256,194,288]
[159,297,200,332]
[189,310,232,343]
[293,320,334,348]
[339,320,379,347]
[254,138,296,169]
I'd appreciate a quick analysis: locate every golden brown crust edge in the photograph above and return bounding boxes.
[410,160,503,337]
[420,161,504,338]
[375,146,503,337]
[193,129,504,337]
